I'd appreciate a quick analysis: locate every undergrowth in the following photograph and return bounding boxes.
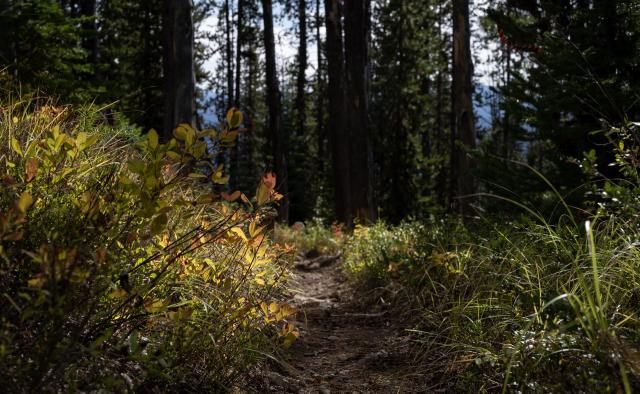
[274,219,344,257]
[0,98,297,392]
[337,123,640,392]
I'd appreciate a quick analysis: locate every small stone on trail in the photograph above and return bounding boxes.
[319,386,331,394]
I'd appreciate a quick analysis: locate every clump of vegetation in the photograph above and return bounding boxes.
[274,219,344,257]
[341,124,640,392]
[0,98,297,392]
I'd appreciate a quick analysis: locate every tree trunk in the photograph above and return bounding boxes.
[0,0,17,79]
[315,0,325,173]
[324,0,352,226]
[262,0,289,222]
[296,0,307,137]
[79,0,100,82]
[451,0,476,214]
[225,0,234,108]
[344,0,374,224]
[231,0,243,189]
[163,0,196,139]
[234,0,243,107]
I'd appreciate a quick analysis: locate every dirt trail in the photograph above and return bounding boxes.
[251,259,432,393]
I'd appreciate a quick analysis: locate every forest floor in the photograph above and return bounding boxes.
[246,256,434,393]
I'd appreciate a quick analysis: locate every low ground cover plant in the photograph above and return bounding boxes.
[0,98,296,392]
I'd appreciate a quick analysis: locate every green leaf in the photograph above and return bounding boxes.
[188,172,208,179]
[166,151,182,160]
[127,159,146,175]
[174,125,188,141]
[192,141,206,159]
[226,108,243,129]
[148,129,159,150]
[151,212,168,235]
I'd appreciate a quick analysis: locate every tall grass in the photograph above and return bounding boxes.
[340,212,640,391]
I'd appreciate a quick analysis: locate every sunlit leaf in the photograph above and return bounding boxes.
[144,298,166,313]
[230,227,248,242]
[17,191,33,213]
[10,137,22,156]
[109,288,127,298]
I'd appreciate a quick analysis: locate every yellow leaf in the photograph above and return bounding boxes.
[12,116,18,124]
[230,227,248,242]
[144,299,166,313]
[249,221,264,238]
[16,191,33,213]
[109,288,128,298]
[27,274,45,288]
[76,132,87,150]
[10,137,22,156]
[251,234,266,248]
[255,277,266,286]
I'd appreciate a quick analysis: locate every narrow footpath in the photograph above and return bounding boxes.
[251,257,433,393]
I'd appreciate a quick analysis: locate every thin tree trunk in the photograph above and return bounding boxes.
[502,45,511,159]
[324,0,351,226]
[163,0,196,139]
[0,0,17,79]
[344,0,374,224]
[225,0,234,108]
[234,0,243,107]
[451,0,476,214]
[262,0,289,222]
[231,0,243,189]
[79,0,100,82]
[435,66,446,205]
[315,0,325,172]
[296,0,307,136]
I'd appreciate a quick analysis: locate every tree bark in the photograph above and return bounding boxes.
[234,0,243,107]
[163,0,196,139]
[0,0,17,79]
[315,0,325,173]
[262,0,289,222]
[295,0,307,137]
[344,0,374,224]
[451,0,476,214]
[324,0,352,226]
[225,0,234,108]
[79,0,100,82]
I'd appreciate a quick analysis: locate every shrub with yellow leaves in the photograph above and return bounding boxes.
[0,99,297,392]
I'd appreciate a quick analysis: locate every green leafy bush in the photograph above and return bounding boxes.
[0,99,296,391]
